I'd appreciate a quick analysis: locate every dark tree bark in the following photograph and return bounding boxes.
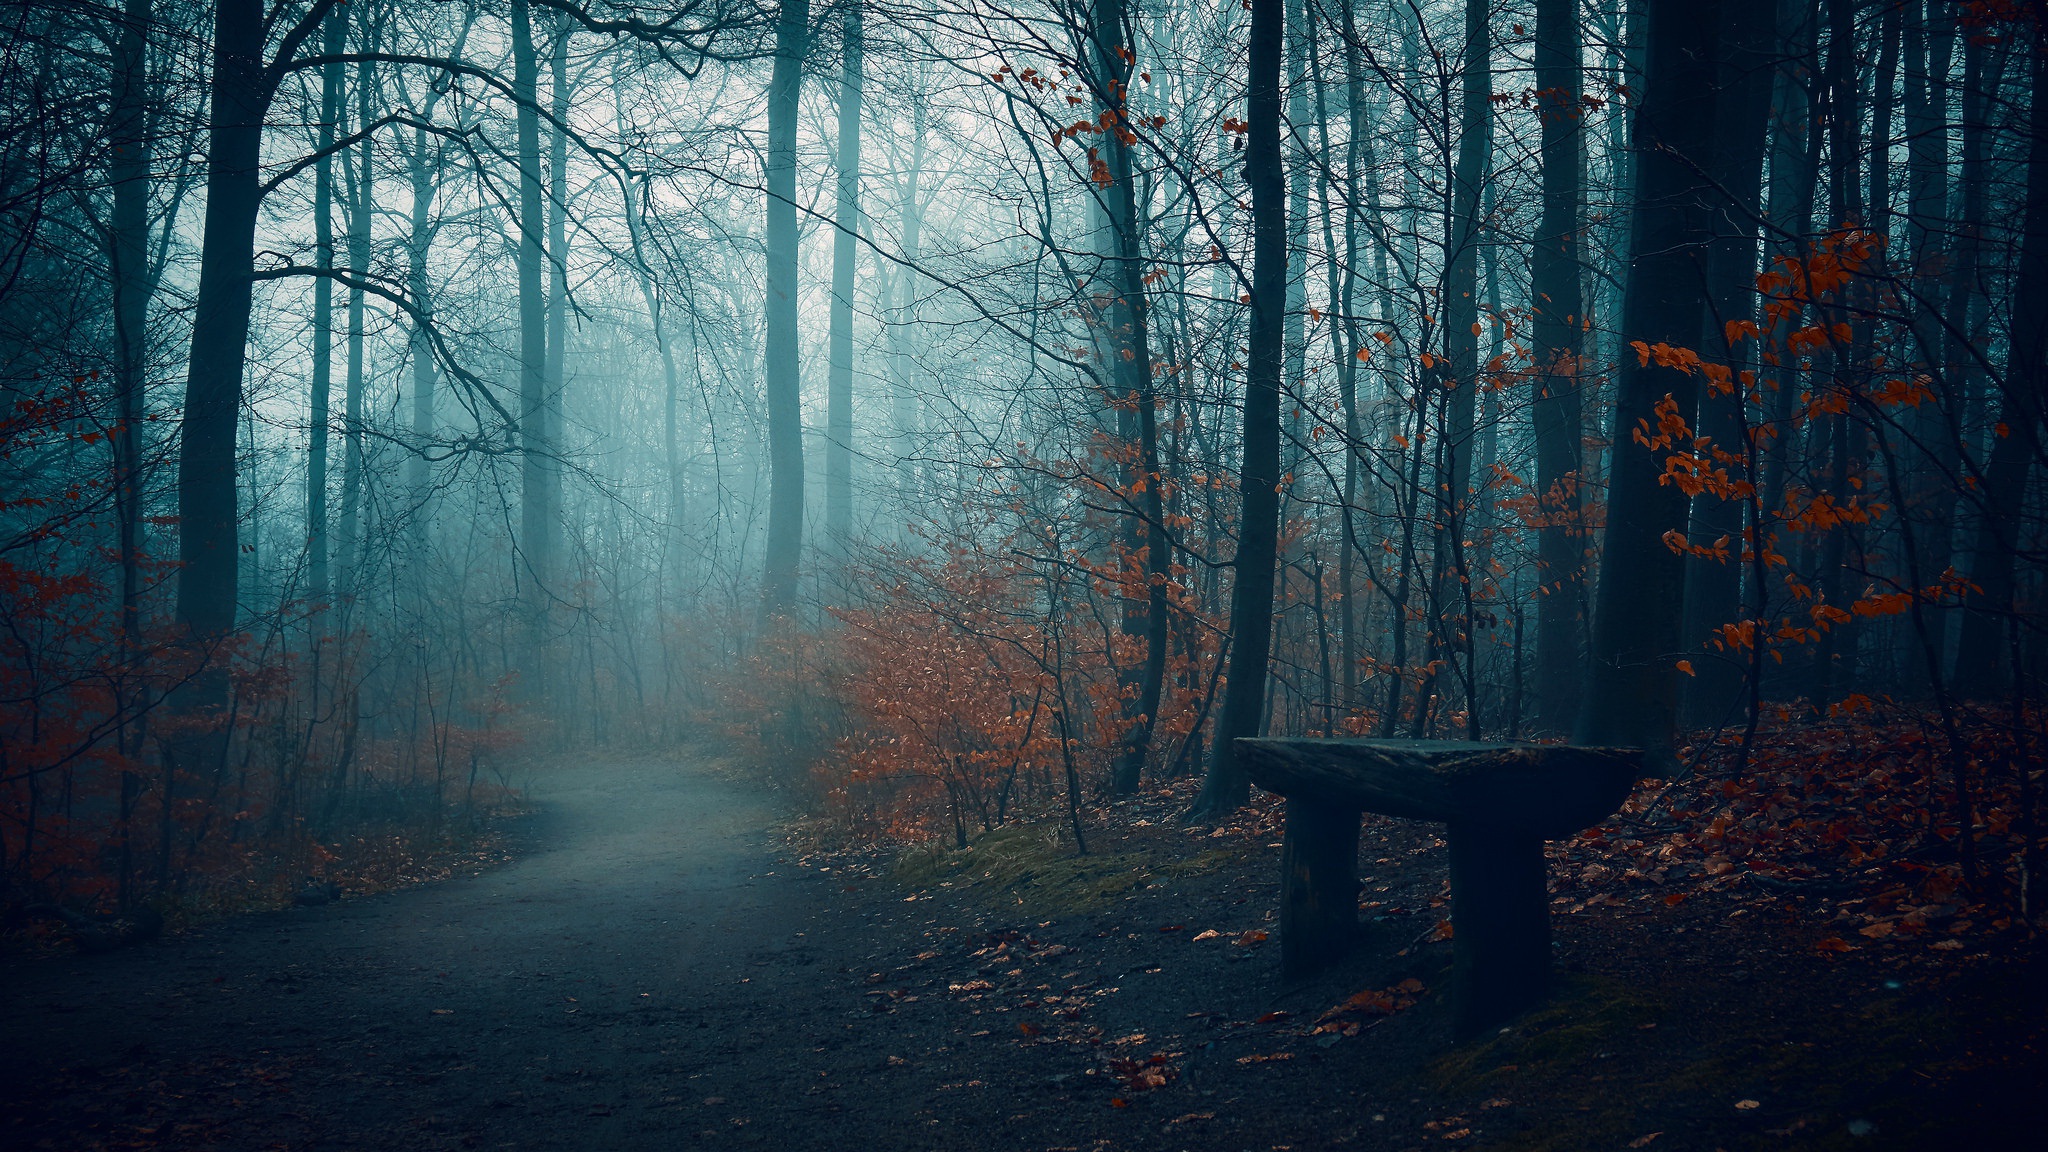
[1954,23,2047,695]
[1191,0,1284,817]
[1577,0,1732,759]
[336,17,372,597]
[1431,0,1492,740]
[826,4,862,555]
[174,0,278,676]
[107,0,154,913]
[1092,0,1167,795]
[1529,0,1587,735]
[1679,0,1774,730]
[760,0,808,623]
[308,4,341,605]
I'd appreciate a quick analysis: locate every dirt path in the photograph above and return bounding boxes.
[4,755,1426,1152]
[9,754,2041,1152]
[2,756,883,1149]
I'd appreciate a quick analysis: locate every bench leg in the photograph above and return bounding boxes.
[1448,823,1551,1040]
[1280,798,1360,979]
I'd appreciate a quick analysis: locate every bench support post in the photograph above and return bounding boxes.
[1447,822,1550,1040]
[1279,799,1360,979]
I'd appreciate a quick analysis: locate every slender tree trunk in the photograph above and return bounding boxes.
[545,8,570,580]
[309,6,341,606]
[826,5,862,556]
[405,123,436,518]
[1192,0,1284,818]
[337,26,372,598]
[1530,0,1587,735]
[760,0,809,623]
[1577,0,1732,759]
[1434,0,1491,740]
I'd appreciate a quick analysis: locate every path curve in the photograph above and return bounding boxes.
[3,755,858,1150]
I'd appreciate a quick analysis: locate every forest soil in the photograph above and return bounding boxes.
[3,752,2042,1151]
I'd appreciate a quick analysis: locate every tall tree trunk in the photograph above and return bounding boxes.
[889,93,927,521]
[107,0,153,912]
[1954,25,2047,695]
[1432,0,1491,739]
[405,122,436,519]
[760,0,808,623]
[1810,0,1865,707]
[308,5,341,606]
[1758,0,1818,538]
[545,8,570,580]
[337,21,372,599]
[1577,0,1732,759]
[1679,0,1774,730]
[826,5,862,556]
[174,0,272,697]
[1191,0,1284,818]
[511,0,552,670]
[1901,0,1956,670]
[1530,0,1587,735]
[1092,0,1168,794]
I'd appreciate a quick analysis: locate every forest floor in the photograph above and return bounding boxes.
[3,750,2044,1152]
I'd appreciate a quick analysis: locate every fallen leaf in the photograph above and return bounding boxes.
[1857,920,1895,939]
[1255,1010,1290,1024]
[1735,1098,1761,1111]
[1629,1134,1663,1148]
[431,1008,453,1015]
[1191,929,1221,941]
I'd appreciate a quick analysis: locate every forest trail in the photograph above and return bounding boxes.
[0,754,880,1150]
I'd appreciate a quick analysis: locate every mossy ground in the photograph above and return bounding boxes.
[891,820,1247,919]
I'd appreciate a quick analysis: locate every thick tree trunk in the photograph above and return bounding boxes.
[1093,0,1168,795]
[759,0,808,623]
[174,0,269,673]
[826,6,862,555]
[1679,0,1774,731]
[1954,28,2047,695]
[1530,0,1586,736]
[108,0,153,911]
[1577,0,1730,759]
[1191,0,1284,817]
[511,0,552,664]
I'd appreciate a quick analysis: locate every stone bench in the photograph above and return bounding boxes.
[1236,738,1643,1040]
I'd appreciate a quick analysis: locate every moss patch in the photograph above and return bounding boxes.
[891,820,1246,919]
